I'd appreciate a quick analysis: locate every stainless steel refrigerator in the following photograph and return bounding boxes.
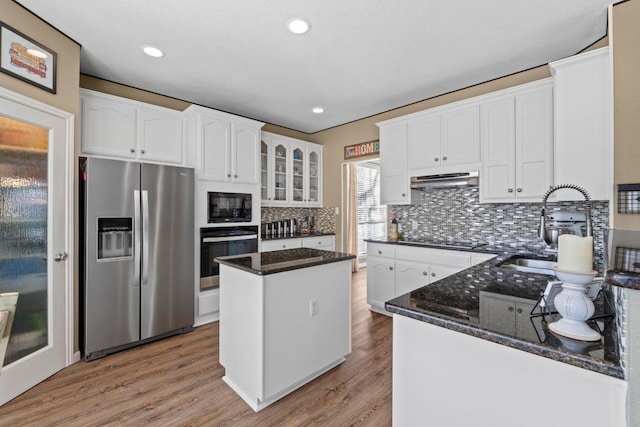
[80,157,194,360]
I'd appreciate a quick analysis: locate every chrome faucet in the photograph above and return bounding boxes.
[539,184,593,249]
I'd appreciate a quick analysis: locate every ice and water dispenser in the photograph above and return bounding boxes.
[97,218,133,260]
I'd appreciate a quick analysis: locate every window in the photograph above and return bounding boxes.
[356,162,386,262]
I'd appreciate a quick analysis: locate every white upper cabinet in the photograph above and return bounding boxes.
[137,107,184,163]
[185,105,264,183]
[407,113,440,172]
[379,99,481,205]
[80,89,184,165]
[550,47,611,201]
[406,104,480,176]
[379,121,419,205]
[261,132,322,207]
[480,80,553,203]
[440,104,480,168]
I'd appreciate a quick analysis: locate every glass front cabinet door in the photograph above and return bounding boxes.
[260,132,322,207]
[307,146,321,206]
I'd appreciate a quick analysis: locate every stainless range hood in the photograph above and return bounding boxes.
[410,171,479,190]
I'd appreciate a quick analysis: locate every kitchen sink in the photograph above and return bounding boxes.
[496,255,557,276]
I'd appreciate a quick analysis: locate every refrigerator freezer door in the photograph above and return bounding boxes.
[84,158,141,356]
[140,164,194,340]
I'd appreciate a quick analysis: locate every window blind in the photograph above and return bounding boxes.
[356,163,386,257]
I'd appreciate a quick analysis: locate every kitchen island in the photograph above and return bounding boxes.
[215,247,355,412]
[373,239,627,427]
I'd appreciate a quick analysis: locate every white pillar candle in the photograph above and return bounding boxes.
[556,234,594,273]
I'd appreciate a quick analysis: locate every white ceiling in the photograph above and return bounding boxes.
[17,0,617,133]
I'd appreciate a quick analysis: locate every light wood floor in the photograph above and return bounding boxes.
[0,268,393,426]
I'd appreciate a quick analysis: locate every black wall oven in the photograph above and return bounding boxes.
[208,191,252,223]
[200,225,258,291]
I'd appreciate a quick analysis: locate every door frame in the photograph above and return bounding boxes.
[0,86,76,367]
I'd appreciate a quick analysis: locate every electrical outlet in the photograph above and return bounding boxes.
[309,298,318,316]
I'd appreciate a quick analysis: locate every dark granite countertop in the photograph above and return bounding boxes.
[604,229,640,290]
[369,238,623,379]
[261,232,335,241]
[215,247,355,275]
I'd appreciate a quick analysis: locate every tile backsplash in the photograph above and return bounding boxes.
[389,187,609,272]
[261,207,336,234]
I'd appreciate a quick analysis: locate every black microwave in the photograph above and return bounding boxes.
[207,192,252,223]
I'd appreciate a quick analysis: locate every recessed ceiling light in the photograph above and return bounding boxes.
[312,107,324,114]
[143,46,164,58]
[287,18,311,35]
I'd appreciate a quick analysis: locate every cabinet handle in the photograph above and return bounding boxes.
[431,272,436,277]
[442,156,447,161]
[508,306,514,312]
[517,308,523,314]
[508,188,514,193]
[517,188,522,193]
[434,157,439,162]
[130,148,135,153]
[141,149,145,154]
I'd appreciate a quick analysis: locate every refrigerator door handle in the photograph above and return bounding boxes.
[141,190,150,286]
[133,190,141,287]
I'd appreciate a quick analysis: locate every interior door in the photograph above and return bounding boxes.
[0,91,71,406]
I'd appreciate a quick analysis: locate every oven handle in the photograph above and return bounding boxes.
[202,234,258,243]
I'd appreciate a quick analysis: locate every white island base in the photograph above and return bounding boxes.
[392,314,627,427]
[219,258,352,412]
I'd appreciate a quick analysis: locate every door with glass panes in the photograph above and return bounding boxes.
[0,90,71,406]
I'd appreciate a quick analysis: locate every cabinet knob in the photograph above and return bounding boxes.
[516,188,522,193]
[442,156,447,161]
[227,174,231,178]
[234,174,238,178]
[401,193,406,197]
[517,308,523,314]
[423,271,428,275]
[508,306,514,312]
[508,188,514,193]
[141,149,145,154]
[130,148,135,153]
[282,245,286,248]
[431,272,436,277]
[378,250,382,255]
[434,158,439,162]
[389,266,393,271]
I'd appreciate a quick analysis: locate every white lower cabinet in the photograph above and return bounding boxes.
[394,260,430,297]
[366,242,496,315]
[260,235,335,252]
[366,255,396,314]
[301,235,335,250]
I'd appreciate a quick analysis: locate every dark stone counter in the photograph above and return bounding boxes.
[215,247,355,276]
[367,239,623,379]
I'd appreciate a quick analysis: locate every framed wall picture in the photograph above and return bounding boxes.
[0,22,56,93]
